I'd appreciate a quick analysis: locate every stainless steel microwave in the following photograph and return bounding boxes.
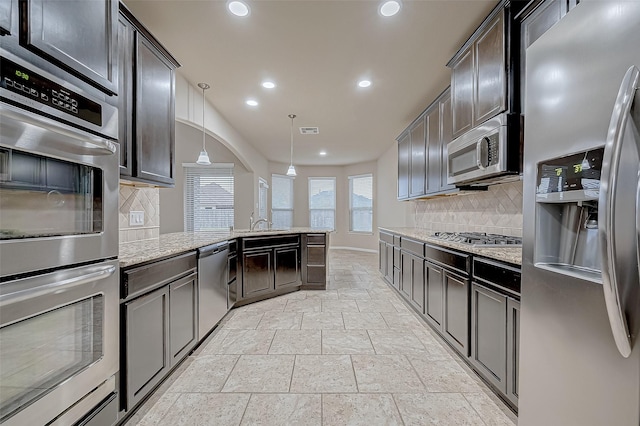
[447,113,521,186]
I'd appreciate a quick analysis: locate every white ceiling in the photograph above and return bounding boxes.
[123,0,497,166]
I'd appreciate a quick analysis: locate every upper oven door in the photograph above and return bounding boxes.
[447,113,509,185]
[0,103,119,278]
[0,259,119,425]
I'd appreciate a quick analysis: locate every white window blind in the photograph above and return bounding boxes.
[271,174,293,229]
[309,177,335,230]
[349,174,373,233]
[184,164,234,231]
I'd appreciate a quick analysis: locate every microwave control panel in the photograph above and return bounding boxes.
[536,148,604,194]
[0,57,102,126]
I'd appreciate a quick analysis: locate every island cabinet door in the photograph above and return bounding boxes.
[169,273,198,367]
[274,246,300,289]
[124,286,170,411]
[242,249,273,298]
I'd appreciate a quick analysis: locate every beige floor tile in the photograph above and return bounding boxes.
[301,312,345,329]
[135,392,181,426]
[367,289,399,300]
[322,394,403,426]
[203,330,275,355]
[321,300,359,313]
[393,393,485,426]
[222,355,294,393]
[303,290,339,300]
[326,281,355,290]
[243,298,287,313]
[348,281,381,289]
[367,330,429,355]
[342,312,389,329]
[409,357,482,393]
[322,330,375,355]
[222,311,264,329]
[167,355,238,393]
[290,355,357,393]
[256,311,302,329]
[351,355,425,393]
[155,393,250,426]
[380,312,425,330]
[356,300,400,313]
[411,329,454,361]
[337,289,372,300]
[240,394,322,426]
[268,330,322,354]
[284,299,322,312]
[277,291,308,301]
[463,392,516,425]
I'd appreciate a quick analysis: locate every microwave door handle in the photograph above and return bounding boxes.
[476,139,485,169]
[598,65,639,358]
[1,104,116,155]
[0,264,116,307]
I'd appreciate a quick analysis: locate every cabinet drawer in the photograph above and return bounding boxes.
[379,231,394,244]
[425,244,470,276]
[306,265,326,284]
[473,257,521,295]
[307,246,326,266]
[243,235,299,250]
[306,234,326,245]
[401,238,425,257]
[393,235,401,246]
[122,252,197,300]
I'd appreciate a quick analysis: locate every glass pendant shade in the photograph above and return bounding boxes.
[197,150,211,165]
[287,114,296,177]
[286,164,297,176]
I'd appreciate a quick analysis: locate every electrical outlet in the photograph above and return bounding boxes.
[129,211,144,226]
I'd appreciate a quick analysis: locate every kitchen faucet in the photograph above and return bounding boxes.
[249,212,271,231]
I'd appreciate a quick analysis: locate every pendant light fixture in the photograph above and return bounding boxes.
[286,114,297,176]
[196,83,211,165]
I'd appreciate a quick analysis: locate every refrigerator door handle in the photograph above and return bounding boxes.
[599,65,639,358]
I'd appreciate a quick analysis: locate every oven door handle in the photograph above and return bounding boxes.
[0,264,116,306]
[1,104,117,155]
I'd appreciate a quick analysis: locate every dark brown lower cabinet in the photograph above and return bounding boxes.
[242,250,273,298]
[275,246,300,289]
[169,274,198,364]
[443,271,470,356]
[425,262,444,329]
[506,297,520,406]
[400,252,413,300]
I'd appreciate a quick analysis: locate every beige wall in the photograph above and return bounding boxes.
[375,142,414,230]
[267,161,378,251]
[413,180,523,236]
[159,122,253,233]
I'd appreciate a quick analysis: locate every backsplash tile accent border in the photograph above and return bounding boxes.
[413,181,523,237]
[119,184,160,243]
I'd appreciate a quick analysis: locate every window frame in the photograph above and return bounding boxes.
[308,176,336,231]
[271,174,294,229]
[183,163,234,232]
[348,173,373,234]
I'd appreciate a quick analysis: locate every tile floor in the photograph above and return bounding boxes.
[127,250,517,426]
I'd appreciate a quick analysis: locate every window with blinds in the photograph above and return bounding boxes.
[309,177,335,231]
[184,164,234,231]
[349,174,373,233]
[271,174,293,229]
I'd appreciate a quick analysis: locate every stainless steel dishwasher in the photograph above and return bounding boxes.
[197,241,229,340]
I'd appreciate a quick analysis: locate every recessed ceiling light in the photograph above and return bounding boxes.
[262,81,276,89]
[379,0,401,17]
[228,0,250,17]
[246,99,258,106]
[358,80,372,88]
[319,151,327,156]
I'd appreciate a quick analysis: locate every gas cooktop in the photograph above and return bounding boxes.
[432,232,522,247]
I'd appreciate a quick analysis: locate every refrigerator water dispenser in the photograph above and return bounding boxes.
[534,148,604,283]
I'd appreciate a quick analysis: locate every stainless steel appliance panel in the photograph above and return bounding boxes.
[198,242,229,340]
[521,2,640,424]
[0,259,119,425]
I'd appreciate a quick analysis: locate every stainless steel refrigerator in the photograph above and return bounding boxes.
[521,1,640,424]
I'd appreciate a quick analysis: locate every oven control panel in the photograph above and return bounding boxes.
[0,57,102,126]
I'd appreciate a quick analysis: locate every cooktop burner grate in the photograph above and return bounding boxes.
[432,232,522,247]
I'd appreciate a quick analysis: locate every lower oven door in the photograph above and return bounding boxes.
[0,259,119,425]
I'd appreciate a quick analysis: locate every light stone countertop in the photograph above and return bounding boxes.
[119,228,330,268]
[379,227,522,266]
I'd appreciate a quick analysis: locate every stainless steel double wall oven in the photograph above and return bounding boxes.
[0,32,119,426]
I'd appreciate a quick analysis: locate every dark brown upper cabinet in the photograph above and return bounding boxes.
[24,0,118,95]
[118,5,180,187]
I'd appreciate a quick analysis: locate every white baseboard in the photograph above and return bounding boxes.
[329,246,378,254]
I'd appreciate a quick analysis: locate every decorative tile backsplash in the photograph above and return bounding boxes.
[413,181,523,237]
[119,184,160,243]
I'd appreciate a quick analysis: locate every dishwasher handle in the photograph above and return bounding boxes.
[199,242,229,258]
